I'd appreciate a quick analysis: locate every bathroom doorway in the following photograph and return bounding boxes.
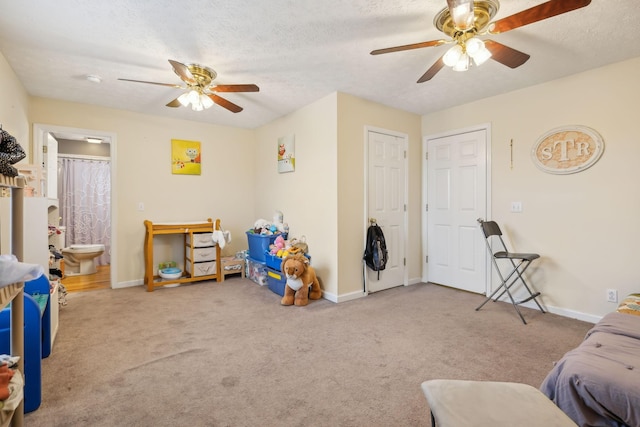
[33,124,116,290]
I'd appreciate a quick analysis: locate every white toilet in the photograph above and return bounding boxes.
[61,244,105,276]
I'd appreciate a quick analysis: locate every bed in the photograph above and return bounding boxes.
[540,294,640,427]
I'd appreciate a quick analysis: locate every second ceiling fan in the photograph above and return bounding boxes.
[370,0,591,83]
[119,60,259,113]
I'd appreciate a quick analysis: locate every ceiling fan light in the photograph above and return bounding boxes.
[187,90,200,105]
[465,37,484,57]
[177,92,190,107]
[447,0,474,30]
[472,46,492,66]
[201,94,214,109]
[453,54,469,72]
[443,45,463,67]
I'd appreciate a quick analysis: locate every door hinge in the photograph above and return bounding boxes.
[425,152,428,160]
[425,204,428,212]
[404,204,406,212]
[403,258,406,266]
[426,255,429,263]
[404,150,407,159]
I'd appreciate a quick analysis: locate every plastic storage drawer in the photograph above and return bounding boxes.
[266,267,286,296]
[246,232,287,262]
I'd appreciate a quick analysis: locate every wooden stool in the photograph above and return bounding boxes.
[421,380,577,427]
[220,256,245,281]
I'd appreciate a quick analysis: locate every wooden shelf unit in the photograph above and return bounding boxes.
[143,218,222,292]
[0,175,25,427]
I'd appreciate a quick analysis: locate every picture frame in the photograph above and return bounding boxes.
[172,139,201,175]
[277,134,295,173]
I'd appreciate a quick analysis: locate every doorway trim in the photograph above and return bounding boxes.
[421,122,492,293]
[364,125,409,294]
[32,123,117,289]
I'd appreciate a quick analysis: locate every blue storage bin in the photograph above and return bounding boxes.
[266,267,286,296]
[265,253,311,271]
[245,231,287,262]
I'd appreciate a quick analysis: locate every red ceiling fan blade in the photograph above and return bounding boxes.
[370,39,447,55]
[168,59,197,85]
[211,84,260,93]
[118,78,183,89]
[489,0,591,34]
[417,57,446,83]
[484,40,531,69]
[208,94,243,113]
[166,98,182,108]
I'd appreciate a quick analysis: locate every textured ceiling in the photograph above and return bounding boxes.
[1,0,639,130]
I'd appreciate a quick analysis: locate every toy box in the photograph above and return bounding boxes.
[266,267,286,296]
[245,231,287,262]
[247,257,267,286]
[265,253,311,271]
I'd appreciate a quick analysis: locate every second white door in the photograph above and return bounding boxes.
[426,128,487,294]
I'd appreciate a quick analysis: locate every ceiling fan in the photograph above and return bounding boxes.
[370,0,591,83]
[118,60,259,113]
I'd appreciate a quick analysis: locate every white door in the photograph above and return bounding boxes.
[426,128,487,294]
[366,129,407,293]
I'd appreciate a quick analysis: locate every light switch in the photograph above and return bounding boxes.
[138,202,145,211]
[510,201,522,213]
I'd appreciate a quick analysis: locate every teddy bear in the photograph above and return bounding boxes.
[280,253,322,306]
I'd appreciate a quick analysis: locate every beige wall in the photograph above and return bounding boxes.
[254,93,339,297]
[254,93,421,301]
[422,57,640,320]
[0,53,30,161]
[337,93,422,299]
[29,97,257,286]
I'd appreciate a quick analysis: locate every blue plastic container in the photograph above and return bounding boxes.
[246,231,287,262]
[265,253,311,271]
[266,267,286,296]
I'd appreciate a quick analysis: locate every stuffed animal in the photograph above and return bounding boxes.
[280,253,322,306]
[270,234,286,255]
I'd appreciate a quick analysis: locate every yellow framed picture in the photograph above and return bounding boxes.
[172,139,201,175]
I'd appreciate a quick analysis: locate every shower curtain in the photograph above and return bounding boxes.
[57,155,111,265]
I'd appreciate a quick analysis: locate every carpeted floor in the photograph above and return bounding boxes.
[26,280,592,426]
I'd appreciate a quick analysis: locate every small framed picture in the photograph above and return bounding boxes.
[278,134,295,173]
[172,139,201,175]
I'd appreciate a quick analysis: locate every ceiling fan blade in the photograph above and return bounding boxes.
[118,78,183,89]
[168,59,197,85]
[484,40,531,69]
[208,94,243,113]
[211,84,260,93]
[166,98,182,108]
[489,0,591,34]
[371,39,447,55]
[417,57,446,83]
[447,0,475,31]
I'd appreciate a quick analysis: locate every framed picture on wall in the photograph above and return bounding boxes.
[171,139,201,175]
[278,134,295,173]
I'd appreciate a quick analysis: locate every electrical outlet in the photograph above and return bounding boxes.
[510,201,523,213]
[606,289,618,303]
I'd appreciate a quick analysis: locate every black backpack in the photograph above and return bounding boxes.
[363,223,388,280]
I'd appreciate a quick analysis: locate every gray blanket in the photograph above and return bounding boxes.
[540,312,640,427]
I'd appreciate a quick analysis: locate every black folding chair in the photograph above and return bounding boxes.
[476,219,545,324]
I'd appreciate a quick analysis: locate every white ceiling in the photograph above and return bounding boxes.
[1,0,639,130]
